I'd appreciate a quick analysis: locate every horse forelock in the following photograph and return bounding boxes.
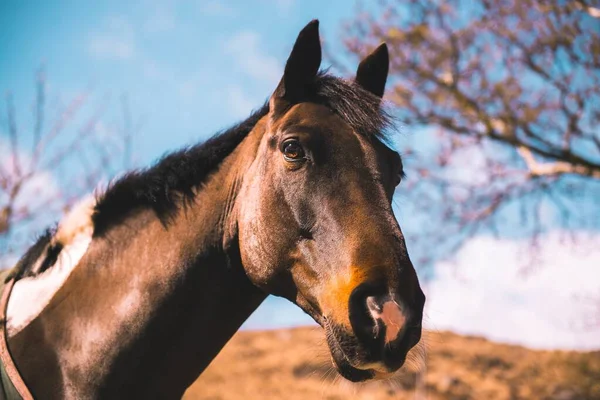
[310,72,395,143]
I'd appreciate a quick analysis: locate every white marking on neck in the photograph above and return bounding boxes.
[7,196,96,337]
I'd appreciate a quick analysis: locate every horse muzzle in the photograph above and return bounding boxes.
[323,282,424,382]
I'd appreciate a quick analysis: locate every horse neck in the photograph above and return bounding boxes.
[10,125,268,399]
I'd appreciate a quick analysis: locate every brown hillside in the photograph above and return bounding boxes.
[184,327,600,400]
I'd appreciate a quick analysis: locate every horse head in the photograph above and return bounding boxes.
[236,20,425,382]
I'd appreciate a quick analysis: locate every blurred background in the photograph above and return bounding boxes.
[1,1,599,398]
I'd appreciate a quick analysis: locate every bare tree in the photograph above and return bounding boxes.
[339,0,600,268]
[0,67,133,267]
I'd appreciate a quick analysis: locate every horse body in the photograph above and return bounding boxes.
[9,127,267,398]
[4,20,425,399]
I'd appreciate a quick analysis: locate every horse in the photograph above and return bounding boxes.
[1,20,425,399]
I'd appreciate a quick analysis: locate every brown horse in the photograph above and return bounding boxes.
[3,20,424,399]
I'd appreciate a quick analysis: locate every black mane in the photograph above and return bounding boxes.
[92,104,269,236]
[92,73,393,236]
[7,228,54,281]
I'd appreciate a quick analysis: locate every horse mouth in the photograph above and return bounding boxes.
[323,319,419,382]
[325,329,375,382]
[324,323,405,382]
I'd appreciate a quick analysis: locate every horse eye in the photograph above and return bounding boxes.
[281,139,306,161]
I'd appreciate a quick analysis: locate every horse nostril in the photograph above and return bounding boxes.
[366,295,408,344]
[348,283,419,371]
[348,284,382,344]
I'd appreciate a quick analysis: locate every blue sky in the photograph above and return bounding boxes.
[1,1,599,350]
[0,0,357,165]
[0,0,357,334]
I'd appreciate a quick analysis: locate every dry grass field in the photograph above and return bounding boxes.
[184,327,600,400]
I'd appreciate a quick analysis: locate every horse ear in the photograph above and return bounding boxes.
[273,20,321,102]
[355,43,389,98]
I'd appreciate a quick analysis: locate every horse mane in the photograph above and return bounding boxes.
[7,228,55,281]
[8,73,393,279]
[307,71,393,142]
[91,104,270,236]
[92,72,394,237]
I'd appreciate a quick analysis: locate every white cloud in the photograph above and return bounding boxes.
[142,60,169,80]
[0,139,60,213]
[88,16,135,60]
[274,0,295,13]
[425,231,600,350]
[225,86,257,119]
[176,71,208,101]
[144,6,176,33]
[200,1,236,17]
[225,31,281,85]
[89,38,134,60]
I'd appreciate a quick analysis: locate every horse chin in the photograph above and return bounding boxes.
[324,324,376,382]
[328,344,374,382]
[323,321,410,382]
[334,363,375,382]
